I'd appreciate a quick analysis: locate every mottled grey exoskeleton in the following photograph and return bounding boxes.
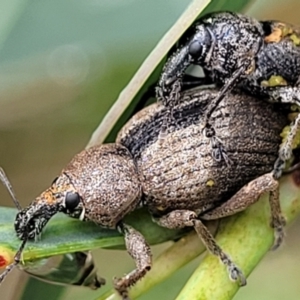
[0,88,289,299]
[156,11,300,179]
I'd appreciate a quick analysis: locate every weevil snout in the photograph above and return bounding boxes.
[14,204,58,240]
[14,173,83,240]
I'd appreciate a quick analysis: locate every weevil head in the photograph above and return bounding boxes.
[14,173,83,240]
[157,22,212,100]
[15,144,142,239]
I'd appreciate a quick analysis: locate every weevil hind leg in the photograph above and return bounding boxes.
[154,210,246,286]
[201,172,286,250]
[269,189,286,250]
[113,223,152,300]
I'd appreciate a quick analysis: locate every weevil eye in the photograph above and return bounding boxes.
[65,192,80,211]
[188,40,202,58]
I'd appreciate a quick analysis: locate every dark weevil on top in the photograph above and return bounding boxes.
[156,11,300,180]
[0,86,293,299]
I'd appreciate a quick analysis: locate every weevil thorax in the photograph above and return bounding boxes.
[60,144,142,228]
[14,173,78,240]
[196,12,263,77]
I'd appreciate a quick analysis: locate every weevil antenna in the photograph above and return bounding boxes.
[0,239,27,283]
[0,167,22,211]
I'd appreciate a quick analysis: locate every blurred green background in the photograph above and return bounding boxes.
[1,0,300,299]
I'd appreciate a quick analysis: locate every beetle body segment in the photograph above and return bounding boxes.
[62,144,141,228]
[118,89,287,216]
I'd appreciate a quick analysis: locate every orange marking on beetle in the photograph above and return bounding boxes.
[265,27,283,43]
[39,189,56,204]
[265,23,294,43]
[39,184,77,204]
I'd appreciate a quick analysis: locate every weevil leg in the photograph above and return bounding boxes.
[201,172,285,249]
[266,85,300,105]
[155,210,246,286]
[157,80,182,143]
[206,125,232,165]
[113,223,152,300]
[269,188,286,250]
[202,58,254,164]
[263,85,300,179]
[203,57,254,128]
[273,112,300,179]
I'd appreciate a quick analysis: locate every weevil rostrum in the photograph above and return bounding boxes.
[157,11,300,180]
[0,87,292,299]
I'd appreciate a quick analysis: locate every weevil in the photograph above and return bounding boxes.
[156,11,300,179]
[0,88,290,299]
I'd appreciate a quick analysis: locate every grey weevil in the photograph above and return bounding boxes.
[156,11,300,180]
[0,87,290,299]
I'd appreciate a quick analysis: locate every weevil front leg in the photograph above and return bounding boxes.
[154,210,246,286]
[273,112,300,179]
[113,223,152,300]
[267,85,300,178]
[201,172,286,249]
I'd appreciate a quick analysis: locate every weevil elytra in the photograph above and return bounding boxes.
[156,11,300,180]
[0,87,290,299]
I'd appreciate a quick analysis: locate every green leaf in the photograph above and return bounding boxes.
[0,207,185,264]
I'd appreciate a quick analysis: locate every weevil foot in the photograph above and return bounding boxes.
[227,262,247,286]
[270,214,286,250]
[271,226,285,251]
[269,189,286,250]
[113,277,131,300]
[114,223,152,300]
[219,251,246,286]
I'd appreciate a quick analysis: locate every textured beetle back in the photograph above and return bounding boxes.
[117,88,288,215]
